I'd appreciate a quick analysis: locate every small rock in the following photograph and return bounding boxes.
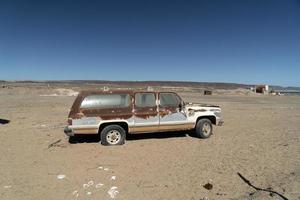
[57,174,66,180]
[203,183,213,190]
[108,186,119,198]
[95,183,104,188]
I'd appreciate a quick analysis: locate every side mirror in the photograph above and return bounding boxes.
[178,102,184,111]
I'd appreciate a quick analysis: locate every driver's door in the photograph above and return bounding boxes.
[158,92,191,131]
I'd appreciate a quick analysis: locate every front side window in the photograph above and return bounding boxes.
[135,93,156,107]
[160,93,181,107]
[80,94,130,109]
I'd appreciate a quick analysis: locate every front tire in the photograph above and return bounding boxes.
[195,119,213,139]
[100,125,126,146]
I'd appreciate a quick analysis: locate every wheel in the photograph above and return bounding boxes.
[100,125,126,146]
[195,119,213,139]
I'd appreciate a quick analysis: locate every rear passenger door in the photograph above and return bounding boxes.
[132,92,159,133]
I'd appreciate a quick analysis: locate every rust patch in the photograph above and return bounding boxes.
[159,106,177,118]
[68,90,183,120]
[134,106,158,119]
[188,108,207,112]
[80,107,133,120]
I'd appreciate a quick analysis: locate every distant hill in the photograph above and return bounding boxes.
[1,80,252,89]
[1,80,299,91]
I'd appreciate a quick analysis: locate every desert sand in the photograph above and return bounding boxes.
[0,83,299,200]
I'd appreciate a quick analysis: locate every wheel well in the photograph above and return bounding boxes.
[98,122,129,134]
[196,116,216,125]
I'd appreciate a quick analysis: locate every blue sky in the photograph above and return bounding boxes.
[0,0,300,86]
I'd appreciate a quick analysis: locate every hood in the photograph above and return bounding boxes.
[185,102,220,108]
[184,102,221,113]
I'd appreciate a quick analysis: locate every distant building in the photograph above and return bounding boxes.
[255,85,269,94]
[204,90,212,95]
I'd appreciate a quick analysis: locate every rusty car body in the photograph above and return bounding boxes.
[64,90,223,145]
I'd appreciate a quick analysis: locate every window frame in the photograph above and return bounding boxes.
[79,93,131,109]
[134,92,157,108]
[159,92,182,107]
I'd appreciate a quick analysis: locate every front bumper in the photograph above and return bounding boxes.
[64,126,74,136]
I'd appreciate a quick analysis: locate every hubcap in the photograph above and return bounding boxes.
[202,122,211,136]
[106,130,121,145]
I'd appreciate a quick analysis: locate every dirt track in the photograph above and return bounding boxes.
[0,86,299,200]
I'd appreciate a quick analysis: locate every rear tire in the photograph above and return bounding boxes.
[100,125,126,146]
[195,119,213,139]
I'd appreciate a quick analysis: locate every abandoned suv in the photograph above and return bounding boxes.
[64,90,223,145]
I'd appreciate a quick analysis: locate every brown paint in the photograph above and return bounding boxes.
[129,123,194,134]
[129,125,159,133]
[73,127,99,134]
[158,123,194,131]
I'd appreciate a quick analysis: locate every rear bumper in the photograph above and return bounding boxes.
[64,125,99,136]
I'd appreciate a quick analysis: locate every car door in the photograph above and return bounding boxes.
[159,92,191,131]
[132,92,159,133]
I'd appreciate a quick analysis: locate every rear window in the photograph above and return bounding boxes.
[135,93,156,107]
[80,94,130,109]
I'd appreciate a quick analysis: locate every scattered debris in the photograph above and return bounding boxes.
[237,172,288,200]
[255,85,269,94]
[57,174,66,180]
[203,183,213,190]
[48,139,62,149]
[95,183,104,188]
[1,85,11,89]
[110,176,116,180]
[40,88,78,97]
[0,118,10,125]
[200,197,209,200]
[108,186,119,198]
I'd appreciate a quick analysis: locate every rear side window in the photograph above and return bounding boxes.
[80,94,130,109]
[135,93,156,107]
[160,93,180,107]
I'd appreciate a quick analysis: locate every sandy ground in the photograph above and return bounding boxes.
[0,85,299,200]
